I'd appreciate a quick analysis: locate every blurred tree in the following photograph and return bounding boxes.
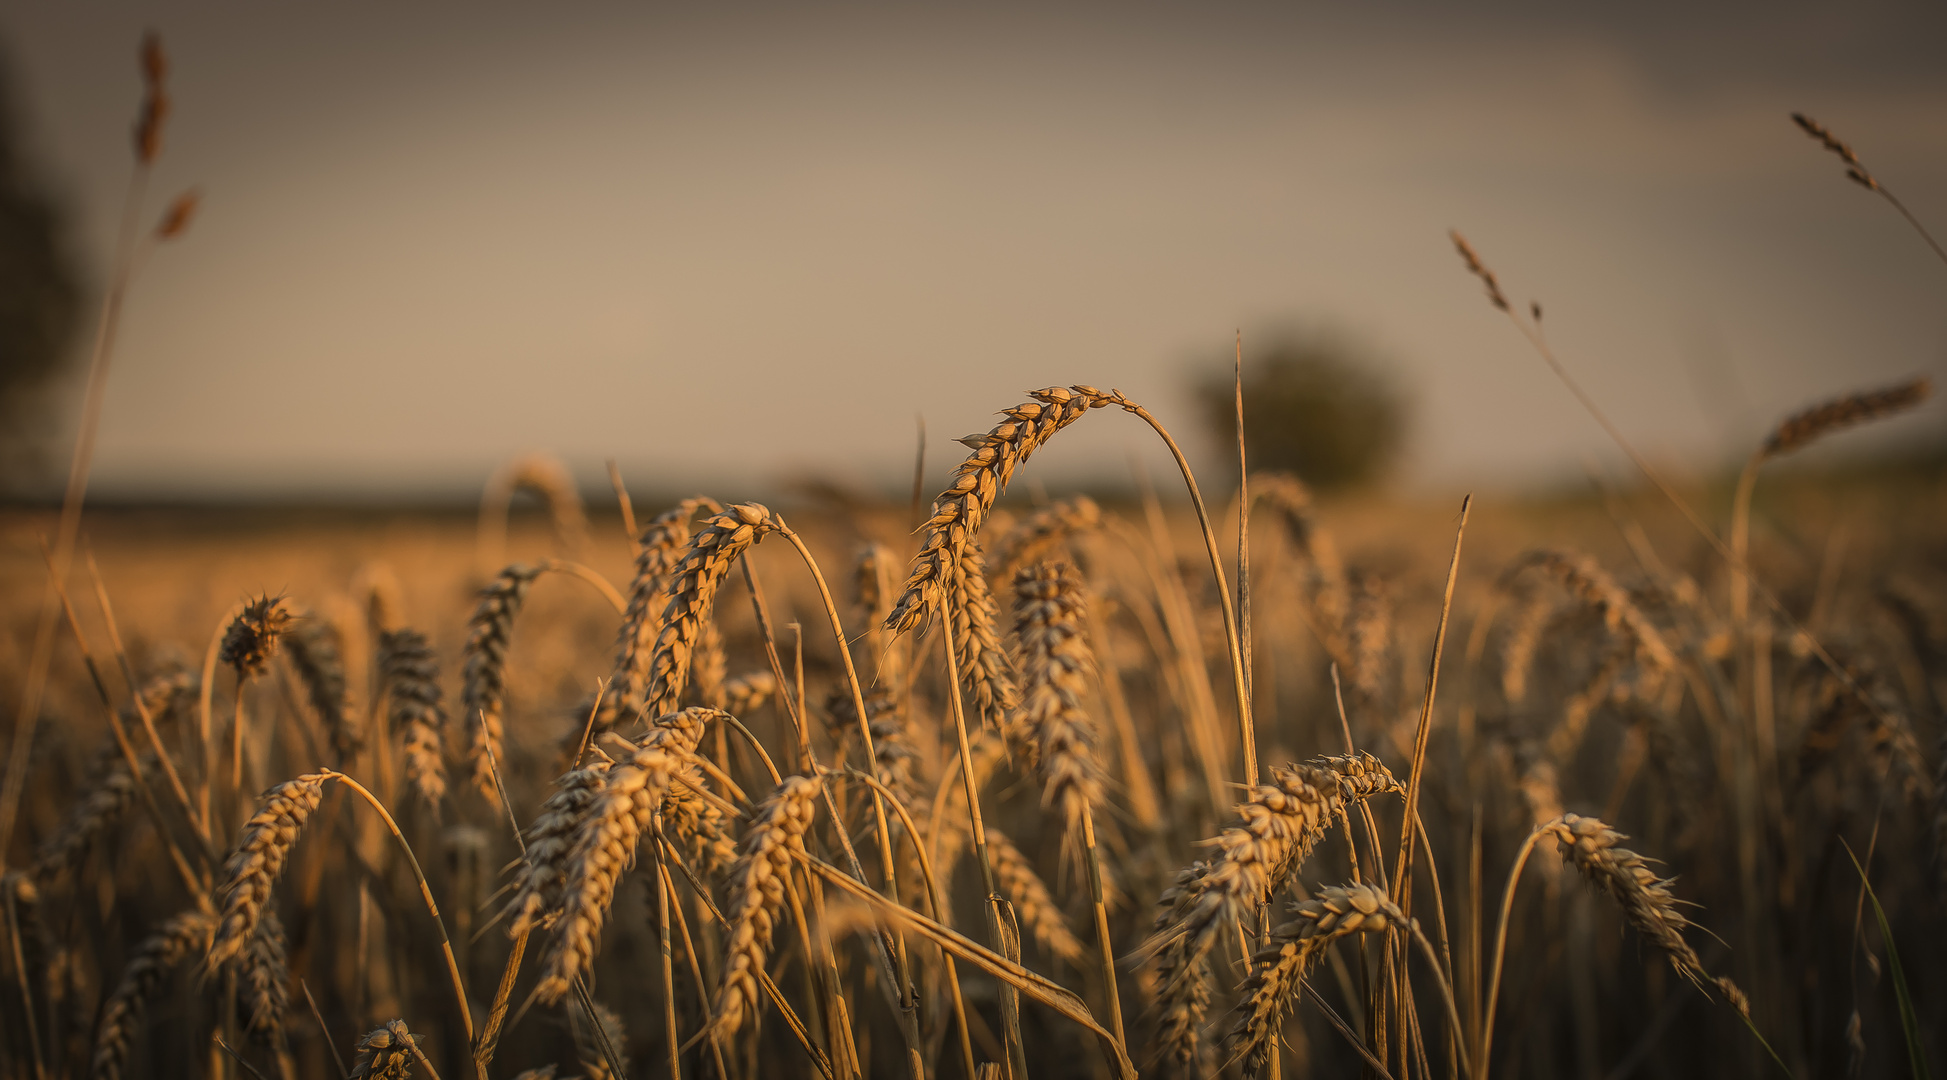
[1194,332,1406,491]
[0,55,83,491]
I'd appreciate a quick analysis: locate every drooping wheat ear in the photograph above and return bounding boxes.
[888,385,1119,633]
[353,560,406,635]
[691,616,729,710]
[598,496,722,734]
[220,594,292,679]
[723,670,777,718]
[91,908,214,1080]
[1144,761,1361,1068]
[1498,585,1556,705]
[993,495,1103,579]
[1224,883,1409,1078]
[1345,569,1394,699]
[207,773,328,969]
[1761,377,1930,460]
[1147,861,1214,1077]
[463,564,542,798]
[826,685,919,806]
[854,540,896,628]
[506,761,613,939]
[1251,472,1350,642]
[1010,563,1104,838]
[37,749,147,884]
[715,774,822,1036]
[1314,749,1402,806]
[1543,814,1749,1017]
[643,503,784,723]
[285,619,358,761]
[664,756,740,876]
[237,906,289,1043]
[378,628,449,812]
[950,540,1019,735]
[1791,112,1880,190]
[1450,230,1510,311]
[570,999,630,1080]
[1799,657,1934,805]
[534,709,715,1002]
[1506,551,1678,684]
[36,671,193,882]
[986,827,1084,964]
[349,1020,419,1080]
[479,453,589,572]
[930,730,1007,876]
[1513,742,1564,829]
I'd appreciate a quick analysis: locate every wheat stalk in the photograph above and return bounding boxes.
[569,998,630,1080]
[378,628,449,812]
[714,773,821,1036]
[91,908,215,1080]
[1223,883,1409,1078]
[463,564,541,799]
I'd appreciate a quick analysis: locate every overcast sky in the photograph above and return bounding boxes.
[3,1,1944,500]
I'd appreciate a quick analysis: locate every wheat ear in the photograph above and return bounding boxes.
[377,628,448,812]
[348,1019,421,1080]
[598,496,721,734]
[505,761,612,939]
[462,563,541,798]
[207,773,327,969]
[888,386,1118,633]
[993,495,1103,579]
[1224,883,1409,1078]
[285,619,359,761]
[533,709,714,1002]
[1762,377,1930,459]
[91,909,215,1080]
[643,503,783,723]
[714,773,822,1035]
[237,906,289,1042]
[985,827,1084,964]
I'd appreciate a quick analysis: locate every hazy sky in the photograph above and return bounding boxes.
[4,1,1944,499]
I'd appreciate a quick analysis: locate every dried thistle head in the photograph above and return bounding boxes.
[1761,377,1930,460]
[219,594,292,679]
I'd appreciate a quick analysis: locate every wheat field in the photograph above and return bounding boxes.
[3,388,1944,1080]
[3,34,1945,1080]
